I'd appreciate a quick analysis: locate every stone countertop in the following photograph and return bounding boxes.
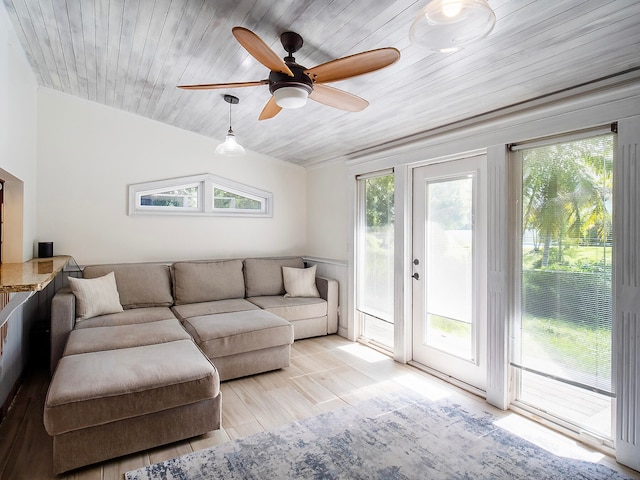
[0,256,71,293]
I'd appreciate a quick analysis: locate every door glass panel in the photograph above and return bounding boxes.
[425,176,474,360]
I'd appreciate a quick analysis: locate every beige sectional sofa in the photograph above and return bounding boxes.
[45,257,338,473]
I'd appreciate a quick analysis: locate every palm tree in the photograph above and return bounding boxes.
[522,136,612,268]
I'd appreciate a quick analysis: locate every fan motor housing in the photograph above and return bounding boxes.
[268,62,313,95]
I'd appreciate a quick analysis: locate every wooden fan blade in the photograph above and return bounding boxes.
[306,47,400,84]
[309,84,368,112]
[232,26,294,77]
[259,96,282,120]
[177,80,268,90]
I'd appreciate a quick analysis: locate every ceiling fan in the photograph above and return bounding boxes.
[177,27,401,120]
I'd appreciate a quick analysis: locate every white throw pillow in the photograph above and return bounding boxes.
[68,271,124,320]
[282,264,320,298]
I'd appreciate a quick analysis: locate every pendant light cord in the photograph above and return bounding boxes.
[221,94,241,138]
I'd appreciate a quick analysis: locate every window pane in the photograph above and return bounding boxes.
[139,184,198,209]
[360,174,394,324]
[213,188,263,211]
[425,177,473,360]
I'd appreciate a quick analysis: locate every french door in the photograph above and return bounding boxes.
[412,155,487,391]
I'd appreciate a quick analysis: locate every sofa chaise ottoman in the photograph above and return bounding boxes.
[44,317,221,474]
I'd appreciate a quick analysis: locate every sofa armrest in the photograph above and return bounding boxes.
[50,287,76,374]
[316,276,339,334]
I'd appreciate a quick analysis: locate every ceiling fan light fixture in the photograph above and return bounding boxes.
[215,94,245,156]
[409,0,496,53]
[273,86,309,109]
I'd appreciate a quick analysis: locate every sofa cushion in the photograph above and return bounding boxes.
[83,264,173,309]
[243,257,304,297]
[172,298,259,320]
[173,260,245,305]
[283,265,320,298]
[68,272,124,321]
[63,319,191,356]
[182,310,294,359]
[247,296,327,321]
[44,339,219,436]
[74,306,177,329]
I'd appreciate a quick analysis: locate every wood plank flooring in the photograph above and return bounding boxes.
[1,335,638,479]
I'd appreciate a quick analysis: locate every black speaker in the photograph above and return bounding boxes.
[38,242,53,258]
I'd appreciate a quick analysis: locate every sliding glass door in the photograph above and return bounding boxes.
[513,132,614,439]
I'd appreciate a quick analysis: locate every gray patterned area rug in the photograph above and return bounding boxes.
[126,391,634,480]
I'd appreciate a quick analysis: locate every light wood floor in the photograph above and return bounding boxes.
[1,335,638,479]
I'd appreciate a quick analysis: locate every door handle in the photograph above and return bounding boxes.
[412,272,420,280]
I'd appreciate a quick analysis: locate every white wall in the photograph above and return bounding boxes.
[36,89,307,265]
[306,160,349,261]
[0,2,39,409]
[0,3,38,262]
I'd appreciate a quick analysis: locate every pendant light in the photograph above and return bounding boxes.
[215,94,245,156]
[409,0,496,53]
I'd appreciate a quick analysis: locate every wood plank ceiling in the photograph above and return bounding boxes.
[4,0,640,166]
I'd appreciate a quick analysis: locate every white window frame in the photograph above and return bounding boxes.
[129,174,273,217]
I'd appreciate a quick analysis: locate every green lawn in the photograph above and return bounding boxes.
[428,313,612,382]
[520,244,612,381]
[521,314,612,381]
[428,314,471,337]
